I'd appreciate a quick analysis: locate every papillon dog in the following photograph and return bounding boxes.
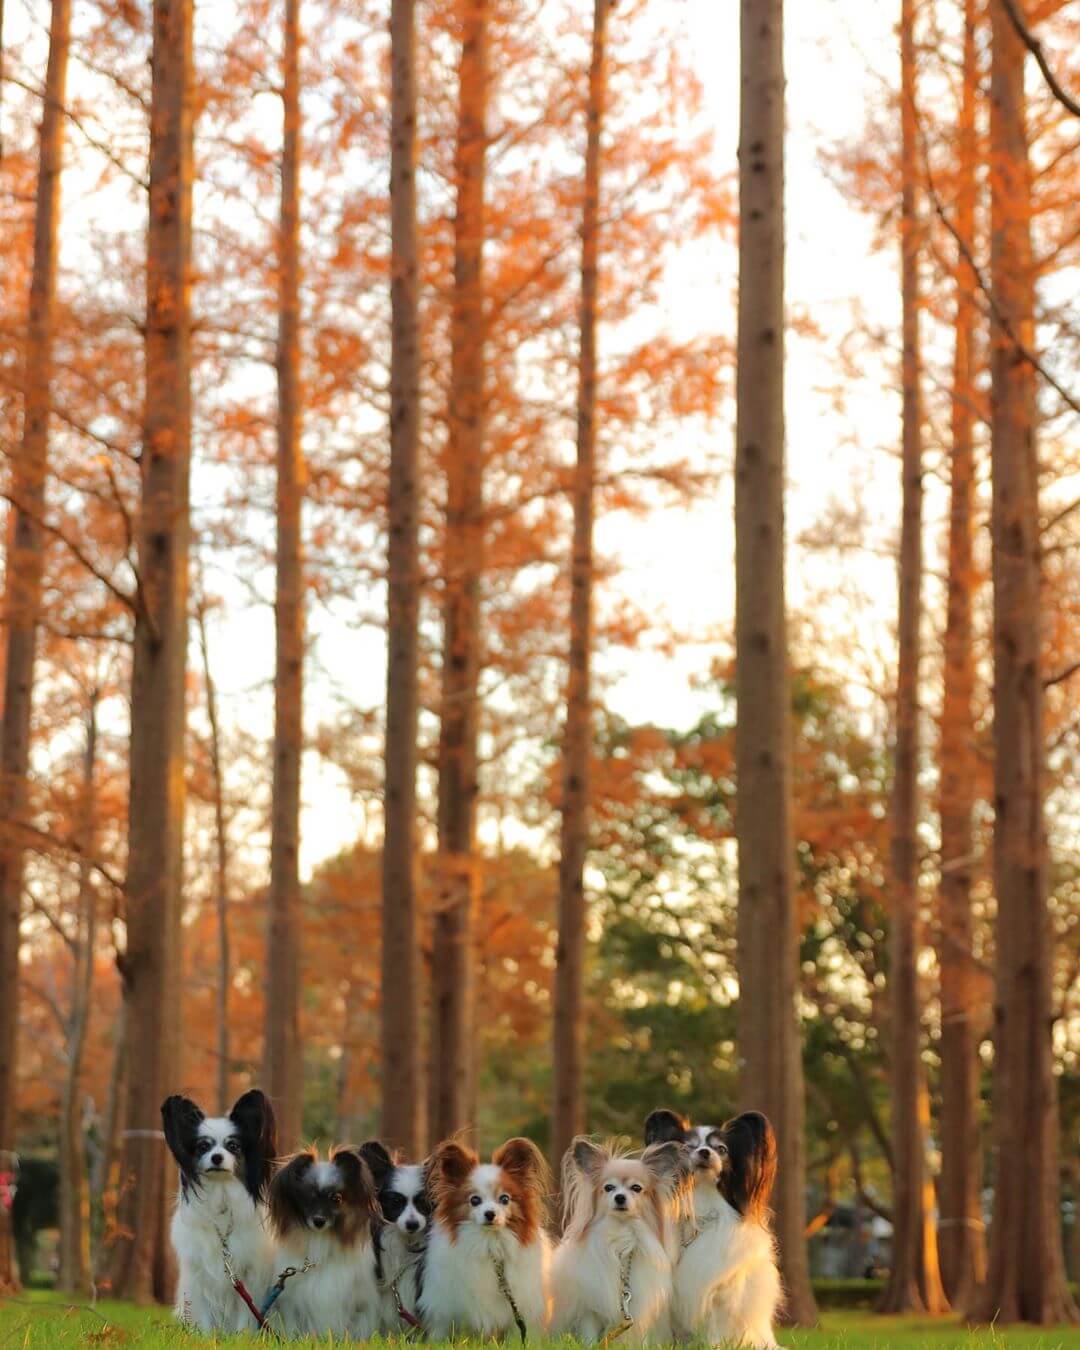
[162,1089,277,1332]
[420,1137,552,1339]
[552,1138,690,1345]
[644,1108,782,1349]
[359,1139,431,1332]
[267,1145,382,1339]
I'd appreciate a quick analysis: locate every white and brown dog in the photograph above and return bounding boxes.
[644,1109,782,1348]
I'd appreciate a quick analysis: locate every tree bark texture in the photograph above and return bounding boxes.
[879,0,949,1316]
[0,0,71,1292]
[196,598,231,1115]
[58,692,98,1293]
[936,0,987,1311]
[972,1,1078,1324]
[265,0,305,1153]
[109,0,193,1301]
[552,0,609,1174]
[381,0,425,1158]
[431,0,488,1144]
[733,0,817,1326]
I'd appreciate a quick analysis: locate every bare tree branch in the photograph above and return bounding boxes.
[999,0,1080,121]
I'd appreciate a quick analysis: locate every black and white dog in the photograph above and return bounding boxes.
[162,1089,277,1332]
[644,1108,782,1349]
[359,1140,431,1332]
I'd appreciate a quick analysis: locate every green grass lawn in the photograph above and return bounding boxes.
[1,1291,1078,1348]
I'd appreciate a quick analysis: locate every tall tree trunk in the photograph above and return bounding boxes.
[381,0,424,1158]
[265,0,305,1152]
[92,1000,127,1285]
[971,1,1078,1325]
[196,596,231,1115]
[552,0,609,1173]
[109,0,193,1302]
[431,0,488,1144]
[0,0,71,1292]
[879,0,949,1316]
[58,691,99,1294]
[733,0,817,1325]
[936,0,986,1311]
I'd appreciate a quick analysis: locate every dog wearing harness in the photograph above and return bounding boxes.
[420,1137,552,1339]
[552,1138,689,1346]
[359,1140,430,1332]
[162,1090,277,1333]
[266,1145,382,1339]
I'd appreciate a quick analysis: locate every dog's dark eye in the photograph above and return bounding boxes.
[716,1143,728,1156]
[470,1195,483,1207]
[498,1194,510,1206]
[195,1139,212,1155]
[224,1139,242,1156]
[603,1183,615,1193]
[630,1184,643,1194]
[415,1195,432,1216]
[382,1191,406,1220]
[331,1193,343,1207]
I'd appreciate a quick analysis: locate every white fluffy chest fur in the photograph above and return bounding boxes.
[267,1228,380,1338]
[420,1219,551,1338]
[552,1213,674,1345]
[170,1179,273,1334]
[672,1186,781,1349]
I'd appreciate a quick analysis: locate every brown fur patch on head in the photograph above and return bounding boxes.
[432,1140,481,1238]
[330,1146,380,1246]
[268,1148,316,1239]
[493,1137,550,1245]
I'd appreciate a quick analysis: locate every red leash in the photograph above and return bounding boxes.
[231,1273,267,1329]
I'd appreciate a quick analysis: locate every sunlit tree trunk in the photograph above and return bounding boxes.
[0,0,71,1292]
[265,0,305,1152]
[936,0,986,1311]
[381,0,424,1158]
[109,0,193,1302]
[972,1,1078,1325]
[431,0,488,1143]
[733,0,817,1324]
[196,596,231,1115]
[58,690,98,1294]
[879,0,949,1317]
[552,0,609,1172]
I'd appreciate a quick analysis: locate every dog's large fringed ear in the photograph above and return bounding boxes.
[161,1095,205,1194]
[268,1149,315,1237]
[432,1140,478,1189]
[643,1140,691,1197]
[719,1111,777,1221]
[333,1147,381,1223]
[358,1140,395,1190]
[643,1108,690,1146]
[493,1137,549,1190]
[229,1089,278,1201]
[568,1136,607,1180]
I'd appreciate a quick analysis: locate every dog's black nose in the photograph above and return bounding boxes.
[211,1152,224,1167]
[696,1147,711,1161]
[312,1215,328,1229]
[614,1193,627,1208]
[484,1209,496,1222]
[405,1218,421,1233]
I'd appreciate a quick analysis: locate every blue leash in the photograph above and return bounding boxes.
[259,1259,316,1327]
